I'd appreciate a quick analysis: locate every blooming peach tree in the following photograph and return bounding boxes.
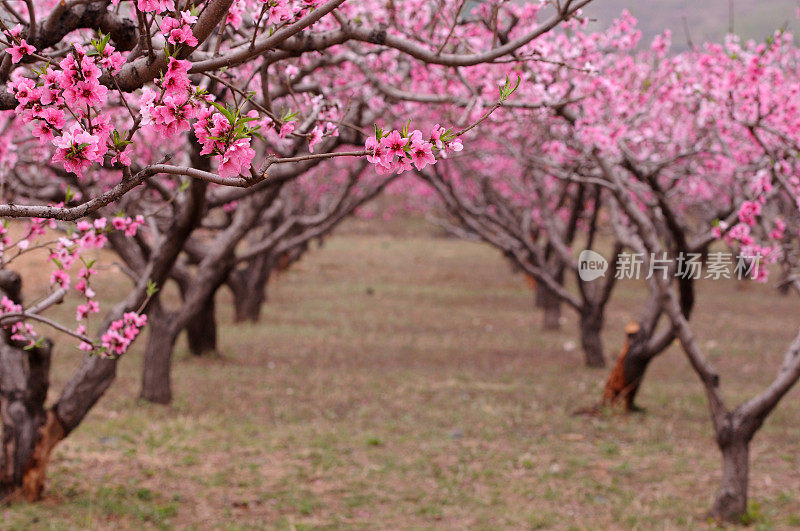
[413,12,800,520]
[0,0,593,500]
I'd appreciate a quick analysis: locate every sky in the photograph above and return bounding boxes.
[581,0,798,50]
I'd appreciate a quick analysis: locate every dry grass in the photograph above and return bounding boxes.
[2,223,800,529]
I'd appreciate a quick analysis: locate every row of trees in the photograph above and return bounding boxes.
[0,0,591,505]
[2,0,800,522]
[411,21,800,520]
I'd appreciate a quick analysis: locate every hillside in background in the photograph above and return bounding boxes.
[582,0,797,50]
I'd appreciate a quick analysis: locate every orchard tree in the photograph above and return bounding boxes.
[553,27,796,415]
[404,12,643,368]
[138,157,395,403]
[403,11,800,518]
[413,15,778,413]
[0,0,593,500]
[566,29,800,521]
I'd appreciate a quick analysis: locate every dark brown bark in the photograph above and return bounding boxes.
[579,306,605,368]
[232,280,268,322]
[536,263,565,331]
[0,272,64,502]
[34,3,138,52]
[0,341,63,502]
[142,188,283,402]
[536,281,562,330]
[139,303,179,404]
[185,296,218,356]
[57,180,207,424]
[229,255,271,323]
[710,434,750,522]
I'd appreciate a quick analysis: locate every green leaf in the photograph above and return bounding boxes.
[24,337,46,351]
[281,107,298,122]
[401,119,411,138]
[146,279,159,297]
[210,101,235,124]
[498,74,522,102]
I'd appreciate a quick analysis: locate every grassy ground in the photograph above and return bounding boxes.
[3,224,800,529]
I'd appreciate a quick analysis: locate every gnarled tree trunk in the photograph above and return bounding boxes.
[0,272,65,502]
[228,254,271,323]
[0,341,65,502]
[711,433,750,522]
[536,282,562,331]
[184,296,218,356]
[140,302,180,404]
[0,179,208,497]
[579,306,605,368]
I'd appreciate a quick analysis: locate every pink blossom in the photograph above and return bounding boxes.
[137,0,174,13]
[381,130,408,159]
[430,124,446,149]
[447,138,463,153]
[393,156,414,174]
[7,39,35,63]
[226,0,244,27]
[771,219,786,240]
[80,55,101,80]
[9,77,37,106]
[279,121,296,138]
[738,200,762,226]
[651,30,671,59]
[162,57,192,96]
[4,24,22,39]
[308,126,323,152]
[50,270,70,289]
[111,151,131,167]
[112,217,127,230]
[175,26,199,47]
[149,94,197,137]
[217,138,255,178]
[409,140,436,170]
[180,11,198,24]
[365,137,387,165]
[160,16,181,35]
[266,4,292,24]
[100,47,125,73]
[67,79,108,108]
[51,126,102,178]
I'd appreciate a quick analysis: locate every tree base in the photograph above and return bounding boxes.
[21,411,65,502]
